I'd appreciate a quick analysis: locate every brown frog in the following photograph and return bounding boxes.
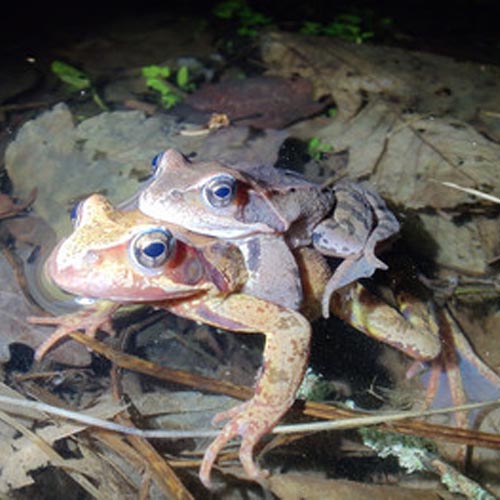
[138,149,400,316]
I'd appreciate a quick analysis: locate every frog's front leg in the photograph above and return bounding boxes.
[167,293,311,487]
[28,300,120,360]
[238,234,303,310]
[313,215,389,318]
[313,182,400,318]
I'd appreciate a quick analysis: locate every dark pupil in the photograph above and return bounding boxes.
[144,241,166,257]
[215,185,231,199]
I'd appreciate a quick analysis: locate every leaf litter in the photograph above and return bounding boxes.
[0,20,499,498]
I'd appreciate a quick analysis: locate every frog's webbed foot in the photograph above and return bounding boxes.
[200,400,277,488]
[29,300,120,360]
[334,283,500,432]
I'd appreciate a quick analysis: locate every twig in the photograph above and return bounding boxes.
[434,180,500,204]
[0,394,498,441]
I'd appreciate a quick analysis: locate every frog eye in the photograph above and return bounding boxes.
[70,201,83,226]
[150,152,163,174]
[203,174,237,208]
[130,228,175,269]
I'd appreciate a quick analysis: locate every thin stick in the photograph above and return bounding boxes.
[0,394,497,440]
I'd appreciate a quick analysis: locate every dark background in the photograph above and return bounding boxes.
[2,0,499,63]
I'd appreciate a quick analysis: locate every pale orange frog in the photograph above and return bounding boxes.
[30,193,436,487]
[31,193,326,487]
[138,149,400,316]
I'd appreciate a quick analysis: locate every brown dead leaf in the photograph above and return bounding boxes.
[185,76,327,129]
[268,472,440,500]
[261,31,500,129]
[301,100,500,274]
[406,213,496,275]
[311,100,500,211]
[0,390,123,493]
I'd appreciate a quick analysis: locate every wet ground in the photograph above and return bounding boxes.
[0,1,499,498]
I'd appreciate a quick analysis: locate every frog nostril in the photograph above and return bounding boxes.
[82,250,100,266]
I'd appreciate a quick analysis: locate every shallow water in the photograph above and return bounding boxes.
[1,2,499,497]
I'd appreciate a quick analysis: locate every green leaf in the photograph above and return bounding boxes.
[238,6,271,26]
[176,66,189,89]
[161,92,181,108]
[213,0,244,19]
[146,78,170,94]
[142,65,170,80]
[300,21,322,35]
[307,137,333,160]
[308,137,320,150]
[237,26,258,37]
[51,60,91,91]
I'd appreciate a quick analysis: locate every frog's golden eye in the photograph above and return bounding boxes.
[130,228,175,269]
[203,174,237,208]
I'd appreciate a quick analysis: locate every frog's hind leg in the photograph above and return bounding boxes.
[334,283,500,461]
[423,306,500,427]
[321,255,385,318]
[167,293,311,487]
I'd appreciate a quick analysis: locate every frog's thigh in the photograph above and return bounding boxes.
[169,293,312,399]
